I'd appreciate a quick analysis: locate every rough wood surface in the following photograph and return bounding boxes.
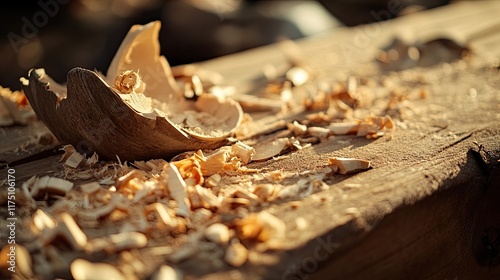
[0,120,57,167]
[1,2,500,279]
[190,2,500,279]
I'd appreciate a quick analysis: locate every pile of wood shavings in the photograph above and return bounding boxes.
[0,40,433,279]
[1,135,372,279]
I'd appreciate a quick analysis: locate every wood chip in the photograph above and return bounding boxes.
[116,170,144,190]
[144,202,177,229]
[287,121,307,136]
[32,209,57,233]
[79,196,126,220]
[0,87,36,125]
[307,126,331,139]
[86,232,148,254]
[328,121,361,135]
[231,141,255,164]
[224,240,248,267]
[173,157,204,186]
[151,265,183,280]
[195,185,221,210]
[286,66,310,86]
[252,138,290,161]
[163,163,190,217]
[29,176,74,197]
[168,245,198,264]
[252,184,276,201]
[205,173,222,188]
[64,152,85,168]
[233,211,285,243]
[199,149,228,176]
[328,157,371,174]
[79,182,102,194]
[71,259,125,280]
[204,223,230,245]
[57,213,88,250]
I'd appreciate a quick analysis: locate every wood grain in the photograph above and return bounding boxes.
[1,2,499,279]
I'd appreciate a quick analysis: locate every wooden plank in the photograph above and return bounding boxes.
[0,120,57,167]
[183,2,500,279]
[1,2,499,279]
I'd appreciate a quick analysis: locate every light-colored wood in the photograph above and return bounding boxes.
[1,2,500,279]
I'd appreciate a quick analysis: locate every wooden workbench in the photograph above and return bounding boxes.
[1,2,500,279]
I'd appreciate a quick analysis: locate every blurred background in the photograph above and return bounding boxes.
[0,0,450,90]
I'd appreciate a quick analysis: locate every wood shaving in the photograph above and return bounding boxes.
[287,121,307,136]
[86,232,148,254]
[24,176,74,198]
[31,209,57,234]
[205,173,222,188]
[252,184,277,202]
[204,223,230,245]
[224,240,248,267]
[29,213,88,251]
[71,259,125,280]
[231,141,255,165]
[0,87,36,126]
[252,138,290,161]
[307,126,331,139]
[151,265,183,280]
[163,163,190,217]
[329,157,371,175]
[232,211,286,243]
[286,66,310,87]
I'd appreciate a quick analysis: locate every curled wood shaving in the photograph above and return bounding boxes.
[114,70,145,94]
[172,156,204,186]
